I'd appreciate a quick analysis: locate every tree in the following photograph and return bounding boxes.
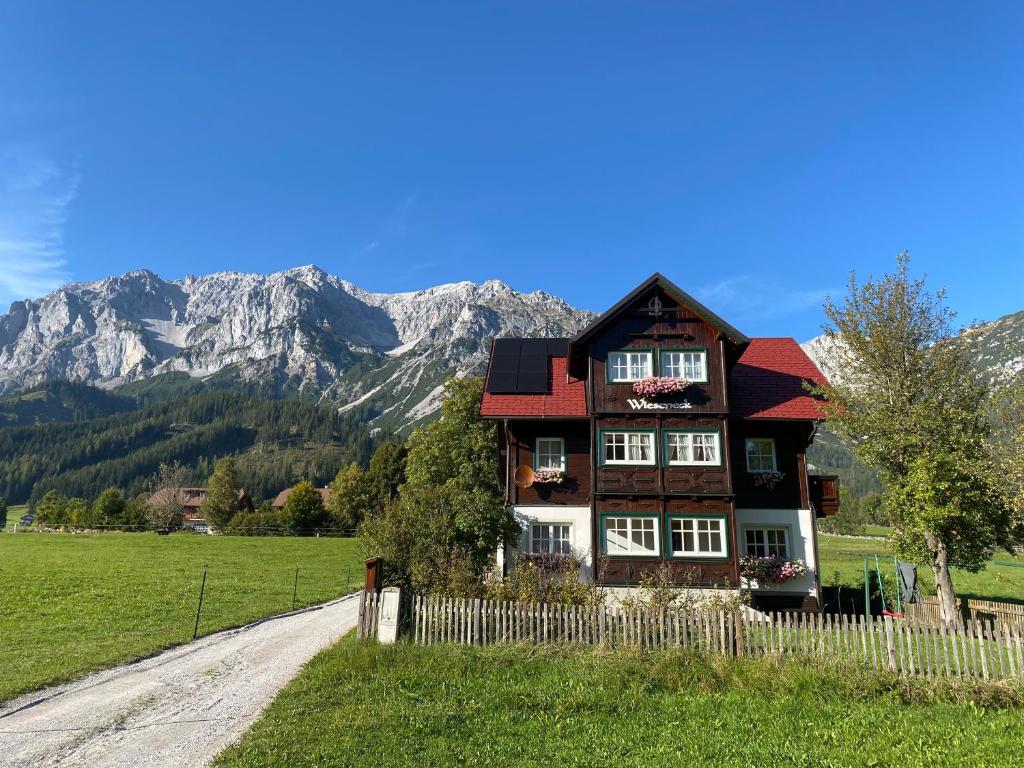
[281,481,328,532]
[366,441,407,507]
[328,463,373,530]
[361,378,518,593]
[92,487,125,526]
[201,457,241,531]
[121,494,150,530]
[148,461,189,529]
[990,378,1024,537]
[811,253,1012,625]
[67,497,92,527]
[36,490,69,526]
[0,496,6,530]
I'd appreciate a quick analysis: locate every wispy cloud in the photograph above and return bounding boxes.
[352,191,421,257]
[0,145,78,307]
[695,275,836,326]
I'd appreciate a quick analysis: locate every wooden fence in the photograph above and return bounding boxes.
[904,596,1024,630]
[355,591,1024,681]
[356,590,383,641]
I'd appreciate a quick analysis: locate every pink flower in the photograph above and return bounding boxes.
[631,377,690,397]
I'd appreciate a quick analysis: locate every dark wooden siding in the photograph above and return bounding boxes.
[588,289,729,415]
[729,419,813,509]
[595,497,738,587]
[506,421,591,506]
[594,415,732,495]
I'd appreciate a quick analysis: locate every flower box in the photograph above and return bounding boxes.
[750,470,785,490]
[533,468,566,485]
[631,376,690,397]
[739,555,808,584]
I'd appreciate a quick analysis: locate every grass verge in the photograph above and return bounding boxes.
[0,532,364,702]
[215,636,1024,768]
[818,534,1024,604]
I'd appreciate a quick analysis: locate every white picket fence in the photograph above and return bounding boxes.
[356,591,1024,681]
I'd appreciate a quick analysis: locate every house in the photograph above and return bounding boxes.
[19,513,35,526]
[147,487,255,531]
[479,273,839,611]
[270,486,332,509]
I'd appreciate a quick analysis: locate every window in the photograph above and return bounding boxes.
[660,350,707,382]
[670,517,727,558]
[607,350,653,382]
[531,523,572,554]
[602,431,656,465]
[535,437,565,471]
[604,516,659,556]
[745,528,789,558]
[664,431,720,466]
[745,438,777,472]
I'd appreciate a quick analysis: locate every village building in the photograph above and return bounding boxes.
[270,486,332,509]
[479,273,839,610]
[148,487,255,532]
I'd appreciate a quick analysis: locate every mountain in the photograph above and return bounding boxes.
[801,310,1024,387]
[802,310,1024,509]
[0,266,595,431]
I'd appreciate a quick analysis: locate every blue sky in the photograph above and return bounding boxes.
[1,2,1021,340]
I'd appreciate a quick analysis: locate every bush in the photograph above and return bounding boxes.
[225,509,288,536]
[485,553,603,606]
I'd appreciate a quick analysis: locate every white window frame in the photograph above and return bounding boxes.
[534,437,566,471]
[744,527,790,558]
[603,516,660,557]
[602,431,656,466]
[530,523,573,555]
[659,350,708,383]
[745,437,778,472]
[664,431,721,466]
[669,517,728,558]
[607,350,654,383]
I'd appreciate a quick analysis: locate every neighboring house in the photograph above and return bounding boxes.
[148,487,255,531]
[19,513,35,526]
[270,486,332,509]
[479,273,839,611]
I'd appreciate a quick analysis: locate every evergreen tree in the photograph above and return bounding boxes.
[366,441,407,507]
[0,496,6,530]
[811,253,1012,625]
[201,457,241,531]
[281,481,328,532]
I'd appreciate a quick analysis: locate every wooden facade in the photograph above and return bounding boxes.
[482,273,838,599]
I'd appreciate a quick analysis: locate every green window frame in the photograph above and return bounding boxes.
[598,428,657,466]
[658,347,709,383]
[665,514,731,561]
[661,429,723,467]
[745,437,777,472]
[533,437,566,471]
[606,349,654,383]
[600,512,661,557]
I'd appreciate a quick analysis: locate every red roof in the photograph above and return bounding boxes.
[480,355,587,418]
[730,338,829,420]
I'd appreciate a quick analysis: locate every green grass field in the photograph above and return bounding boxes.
[0,532,364,702]
[3,504,28,531]
[214,636,1024,768]
[818,533,1024,605]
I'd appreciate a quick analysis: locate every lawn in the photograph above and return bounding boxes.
[818,533,1024,605]
[0,532,364,702]
[3,504,28,531]
[214,636,1024,768]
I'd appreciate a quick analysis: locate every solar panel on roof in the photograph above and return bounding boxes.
[516,368,547,393]
[486,369,519,393]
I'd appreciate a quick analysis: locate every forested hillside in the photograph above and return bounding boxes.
[0,387,377,505]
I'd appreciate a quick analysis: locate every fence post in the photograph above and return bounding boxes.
[192,564,208,641]
[883,615,897,671]
[291,567,299,611]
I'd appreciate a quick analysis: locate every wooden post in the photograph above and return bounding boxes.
[883,616,897,672]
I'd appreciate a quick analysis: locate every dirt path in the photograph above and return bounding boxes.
[0,594,358,767]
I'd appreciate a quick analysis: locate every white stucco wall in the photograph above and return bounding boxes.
[507,505,594,580]
[734,508,818,596]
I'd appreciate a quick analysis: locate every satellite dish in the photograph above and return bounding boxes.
[514,465,535,488]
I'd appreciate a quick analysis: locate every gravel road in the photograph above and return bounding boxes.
[0,594,358,768]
